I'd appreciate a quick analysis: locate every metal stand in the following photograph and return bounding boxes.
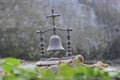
[37,9,72,60]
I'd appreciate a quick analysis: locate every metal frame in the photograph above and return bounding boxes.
[37,9,72,60]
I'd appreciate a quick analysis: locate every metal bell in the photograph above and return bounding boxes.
[47,35,65,51]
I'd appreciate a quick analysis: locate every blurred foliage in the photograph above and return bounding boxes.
[0,27,40,60]
[103,36,120,60]
[0,0,120,60]
[0,58,120,80]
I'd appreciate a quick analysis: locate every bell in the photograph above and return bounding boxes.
[47,35,65,51]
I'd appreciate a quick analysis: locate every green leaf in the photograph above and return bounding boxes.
[2,64,12,73]
[3,58,20,66]
[1,58,20,73]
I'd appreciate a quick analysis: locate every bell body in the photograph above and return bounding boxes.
[47,35,65,51]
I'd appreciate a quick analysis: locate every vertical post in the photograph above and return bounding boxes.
[40,31,45,60]
[51,9,55,26]
[66,28,72,56]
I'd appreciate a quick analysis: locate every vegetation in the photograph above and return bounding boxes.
[0,58,120,80]
[0,0,120,60]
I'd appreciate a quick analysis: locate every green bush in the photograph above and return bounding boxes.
[0,58,120,80]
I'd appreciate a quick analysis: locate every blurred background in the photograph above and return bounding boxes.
[0,0,120,61]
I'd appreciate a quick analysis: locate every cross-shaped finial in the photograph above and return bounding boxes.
[46,9,60,26]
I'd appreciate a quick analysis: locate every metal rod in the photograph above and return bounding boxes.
[39,31,45,60]
[40,27,72,33]
[66,28,72,56]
